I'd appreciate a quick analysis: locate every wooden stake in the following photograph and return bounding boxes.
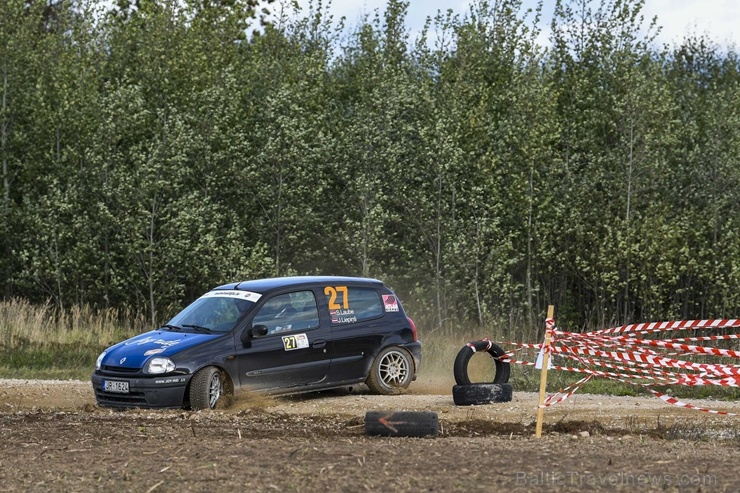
[535,305,554,438]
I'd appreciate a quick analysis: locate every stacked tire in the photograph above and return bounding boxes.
[452,339,513,406]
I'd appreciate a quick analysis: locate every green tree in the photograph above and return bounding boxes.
[548,0,669,327]
[0,0,49,298]
[664,37,740,318]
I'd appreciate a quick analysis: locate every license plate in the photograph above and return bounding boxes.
[103,380,129,393]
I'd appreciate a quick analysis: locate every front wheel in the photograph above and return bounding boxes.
[189,366,224,410]
[366,346,414,395]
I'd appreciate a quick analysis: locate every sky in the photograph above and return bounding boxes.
[288,0,739,49]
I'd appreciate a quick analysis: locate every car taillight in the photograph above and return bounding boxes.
[407,317,418,341]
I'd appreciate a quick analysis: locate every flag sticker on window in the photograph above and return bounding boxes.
[383,295,399,312]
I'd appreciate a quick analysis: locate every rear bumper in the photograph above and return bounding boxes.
[404,341,423,377]
[91,373,192,409]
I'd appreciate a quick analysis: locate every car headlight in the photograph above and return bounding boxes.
[95,351,107,371]
[144,357,176,374]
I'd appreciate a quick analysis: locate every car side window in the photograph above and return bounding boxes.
[324,286,383,325]
[252,290,320,335]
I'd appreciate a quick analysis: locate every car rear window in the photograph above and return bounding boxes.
[324,286,383,324]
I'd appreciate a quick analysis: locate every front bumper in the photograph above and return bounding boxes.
[91,372,192,409]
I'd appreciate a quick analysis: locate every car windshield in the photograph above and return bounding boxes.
[165,296,257,333]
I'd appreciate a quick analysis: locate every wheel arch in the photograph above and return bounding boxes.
[362,341,417,379]
[365,344,416,394]
[183,363,235,408]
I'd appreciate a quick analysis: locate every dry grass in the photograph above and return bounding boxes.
[0,299,542,390]
[0,298,147,347]
[3,298,736,402]
[0,299,148,378]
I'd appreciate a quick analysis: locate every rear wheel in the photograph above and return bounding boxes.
[366,347,414,394]
[189,366,224,410]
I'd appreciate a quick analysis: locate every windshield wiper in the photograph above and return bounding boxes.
[182,324,212,333]
[161,324,183,332]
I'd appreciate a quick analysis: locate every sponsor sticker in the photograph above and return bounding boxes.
[154,377,187,384]
[200,290,262,302]
[125,336,182,347]
[383,295,399,312]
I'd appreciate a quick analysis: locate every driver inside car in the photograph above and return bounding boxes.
[252,297,294,334]
[270,300,296,333]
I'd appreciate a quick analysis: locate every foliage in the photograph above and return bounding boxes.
[1,0,739,334]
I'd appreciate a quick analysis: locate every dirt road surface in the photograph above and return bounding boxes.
[2,379,740,492]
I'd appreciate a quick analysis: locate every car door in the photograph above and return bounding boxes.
[323,284,386,382]
[235,289,332,391]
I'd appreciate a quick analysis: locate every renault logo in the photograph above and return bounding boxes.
[119,357,127,364]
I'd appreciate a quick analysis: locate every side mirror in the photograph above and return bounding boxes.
[252,324,269,337]
[240,325,269,347]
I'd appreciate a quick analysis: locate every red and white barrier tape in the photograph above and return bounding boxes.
[592,319,740,336]
[504,318,740,415]
[539,375,593,408]
[650,390,739,415]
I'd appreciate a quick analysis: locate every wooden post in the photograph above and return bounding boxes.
[535,305,554,438]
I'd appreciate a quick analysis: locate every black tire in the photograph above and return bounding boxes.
[189,366,225,410]
[453,339,510,385]
[365,346,414,395]
[452,383,513,406]
[364,411,439,437]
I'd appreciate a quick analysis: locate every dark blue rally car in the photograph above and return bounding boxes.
[91,276,421,410]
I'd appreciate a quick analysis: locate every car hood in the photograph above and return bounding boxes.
[101,330,220,369]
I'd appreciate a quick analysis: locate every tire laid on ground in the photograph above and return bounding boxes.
[365,346,414,395]
[453,339,511,385]
[364,411,439,437]
[189,366,224,410]
[452,383,513,406]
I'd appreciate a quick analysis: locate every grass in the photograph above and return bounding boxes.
[0,298,145,380]
[2,298,740,401]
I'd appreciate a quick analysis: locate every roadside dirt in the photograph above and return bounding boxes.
[2,379,740,492]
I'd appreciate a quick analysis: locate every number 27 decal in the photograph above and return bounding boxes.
[282,333,309,351]
[324,286,349,310]
[284,336,298,350]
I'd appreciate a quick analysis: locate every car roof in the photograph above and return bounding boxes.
[212,276,385,294]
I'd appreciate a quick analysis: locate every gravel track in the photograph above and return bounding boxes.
[2,379,740,492]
